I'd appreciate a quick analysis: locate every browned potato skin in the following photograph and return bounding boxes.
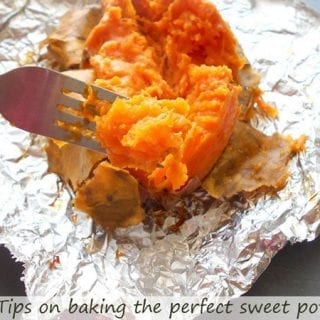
[42,7,102,70]
[202,121,304,199]
[46,140,145,229]
[75,161,145,229]
[46,140,105,190]
[237,46,278,120]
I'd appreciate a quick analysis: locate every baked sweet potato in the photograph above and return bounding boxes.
[45,0,304,231]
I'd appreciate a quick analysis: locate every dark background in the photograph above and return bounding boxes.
[1,237,320,296]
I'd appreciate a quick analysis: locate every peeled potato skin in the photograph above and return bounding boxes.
[202,121,302,199]
[46,141,144,229]
[43,7,102,70]
[74,161,144,229]
[45,140,105,190]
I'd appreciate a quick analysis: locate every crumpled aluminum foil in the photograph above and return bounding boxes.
[0,0,320,315]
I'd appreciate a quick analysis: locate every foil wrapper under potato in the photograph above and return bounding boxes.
[0,0,320,317]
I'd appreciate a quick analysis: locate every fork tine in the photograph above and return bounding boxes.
[55,111,96,132]
[58,94,84,111]
[62,75,87,95]
[91,84,126,102]
[61,73,126,103]
[78,137,105,153]
[51,125,105,154]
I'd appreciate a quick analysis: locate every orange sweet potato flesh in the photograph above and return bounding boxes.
[85,0,244,192]
[96,67,240,191]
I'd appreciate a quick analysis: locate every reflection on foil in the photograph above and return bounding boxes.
[0,0,320,314]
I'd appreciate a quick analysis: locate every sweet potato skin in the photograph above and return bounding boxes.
[75,161,144,229]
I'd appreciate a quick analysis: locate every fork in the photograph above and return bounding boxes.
[0,66,125,153]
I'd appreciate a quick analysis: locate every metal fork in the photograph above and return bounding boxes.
[0,66,125,153]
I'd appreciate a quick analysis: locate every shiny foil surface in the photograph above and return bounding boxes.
[0,0,320,312]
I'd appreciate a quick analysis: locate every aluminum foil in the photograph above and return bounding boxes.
[0,0,320,316]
